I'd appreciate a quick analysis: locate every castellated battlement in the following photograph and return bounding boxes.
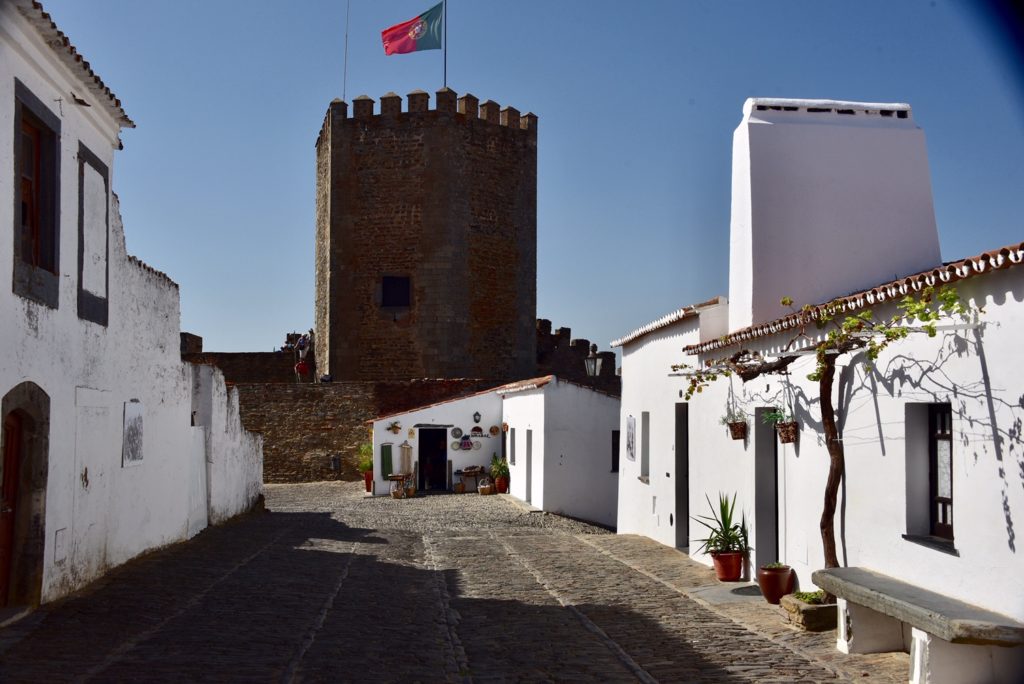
[316,88,537,148]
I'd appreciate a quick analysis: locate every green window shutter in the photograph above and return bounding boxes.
[381,444,393,477]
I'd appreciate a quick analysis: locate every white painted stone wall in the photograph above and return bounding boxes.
[1,4,263,604]
[370,392,503,494]
[685,268,1024,620]
[502,390,546,508]
[616,317,702,547]
[728,98,942,331]
[539,380,620,528]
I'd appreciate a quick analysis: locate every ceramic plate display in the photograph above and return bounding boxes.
[451,427,463,438]
[451,441,461,450]
[471,426,483,436]
[489,425,500,436]
[472,441,481,450]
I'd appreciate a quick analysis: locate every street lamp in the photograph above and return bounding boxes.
[585,344,602,382]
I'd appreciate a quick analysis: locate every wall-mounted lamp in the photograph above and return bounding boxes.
[585,344,602,382]
[473,411,481,424]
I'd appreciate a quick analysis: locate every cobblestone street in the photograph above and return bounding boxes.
[0,483,907,682]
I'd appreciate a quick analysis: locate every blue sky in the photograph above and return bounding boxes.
[43,1,1024,355]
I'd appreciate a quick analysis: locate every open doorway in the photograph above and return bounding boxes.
[675,403,689,550]
[1,382,49,612]
[418,428,448,491]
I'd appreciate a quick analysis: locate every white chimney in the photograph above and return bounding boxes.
[727,98,942,331]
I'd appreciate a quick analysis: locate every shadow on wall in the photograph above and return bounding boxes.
[0,510,783,681]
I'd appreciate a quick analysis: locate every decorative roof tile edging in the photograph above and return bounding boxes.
[683,241,1024,356]
[14,0,134,128]
[611,296,725,349]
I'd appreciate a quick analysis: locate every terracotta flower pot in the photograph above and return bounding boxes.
[710,551,745,581]
[777,421,799,444]
[757,565,795,604]
[727,422,747,440]
[363,470,373,493]
[495,476,509,493]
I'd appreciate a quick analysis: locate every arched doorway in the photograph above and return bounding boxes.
[1,382,49,609]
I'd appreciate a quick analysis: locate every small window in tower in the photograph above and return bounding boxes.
[381,276,411,308]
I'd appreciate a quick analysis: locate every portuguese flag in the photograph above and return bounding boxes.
[381,2,444,55]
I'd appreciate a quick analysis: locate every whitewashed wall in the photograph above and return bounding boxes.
[502,388,546,508]
[1,5,263,605]
[728,99,941,331]
[541,380,620,527]
[686,270,1024,619]
[370,393,503,495]
[617,318,701,547]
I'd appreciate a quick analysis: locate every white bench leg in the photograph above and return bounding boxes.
[910,628,1024,684]
[836,598,905,654]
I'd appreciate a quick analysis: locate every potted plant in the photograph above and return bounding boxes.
[692,492,749,581]
[762,408,798,444]
[405,479,416,498]
[757,561,794,604]
[720,407,747,440]
[357,443,374,493]
[490,453,510,494]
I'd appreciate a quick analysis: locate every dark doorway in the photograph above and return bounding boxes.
[525,430,533,503]
[1,413,23,606]
[418,428,448,491]
[0,381,49,610]
[754,407,780,566]
[674,403,689,549]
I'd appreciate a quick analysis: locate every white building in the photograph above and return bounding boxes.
[369,376,620,527]
[615,98,1024,682]
[0,0,262,615]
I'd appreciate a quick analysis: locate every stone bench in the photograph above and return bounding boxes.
[812,567,1024,684]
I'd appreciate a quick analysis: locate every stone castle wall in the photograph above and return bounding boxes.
[314,89,537,383]
[235,379,484,482]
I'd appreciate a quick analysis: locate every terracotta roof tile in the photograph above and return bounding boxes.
[683,241,1024,356]
[611,296,725,348]
[15,0,134,128]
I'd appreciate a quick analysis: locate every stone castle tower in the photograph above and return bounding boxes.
[314,88,537,382]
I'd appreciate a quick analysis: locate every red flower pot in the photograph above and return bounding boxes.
[495,476,509,494]
[363,470,373,493]
[757,565,795,604]
[710,551,745,581]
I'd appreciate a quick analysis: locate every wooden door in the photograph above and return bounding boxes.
[1,413,23,606]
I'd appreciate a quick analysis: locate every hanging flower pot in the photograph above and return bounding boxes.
[777,421,799,444]
[727,421,747,441]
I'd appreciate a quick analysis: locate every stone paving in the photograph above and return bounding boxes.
[0,481,907,682]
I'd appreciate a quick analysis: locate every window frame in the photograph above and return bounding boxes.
[929,404,954,541]
[77,142,110,326]
[381,275,411,309]
[12,79,61,308]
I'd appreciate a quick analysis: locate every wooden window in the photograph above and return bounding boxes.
[13,80,61,308]
[929,404,953,540]
[509,428,516,465]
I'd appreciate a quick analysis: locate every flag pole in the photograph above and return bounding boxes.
[443,0,447,88]
[342,0,351,101]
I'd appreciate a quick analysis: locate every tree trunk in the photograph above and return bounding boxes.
[818,355,844,578]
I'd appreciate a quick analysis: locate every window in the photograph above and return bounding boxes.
[904,403,955,552]
[77,143,110,325]
[611,429,620,472]
[381,276,411,308]
[13,80,61,308]
[930,404,953,540]
[640,411,650,481]
[509,428,516,465]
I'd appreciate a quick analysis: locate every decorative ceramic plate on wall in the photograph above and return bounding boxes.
[489,425,500,436]
[451,427,463,438]
[470,426,483,436]
[472,441,481,450]
[451,441,460,450]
